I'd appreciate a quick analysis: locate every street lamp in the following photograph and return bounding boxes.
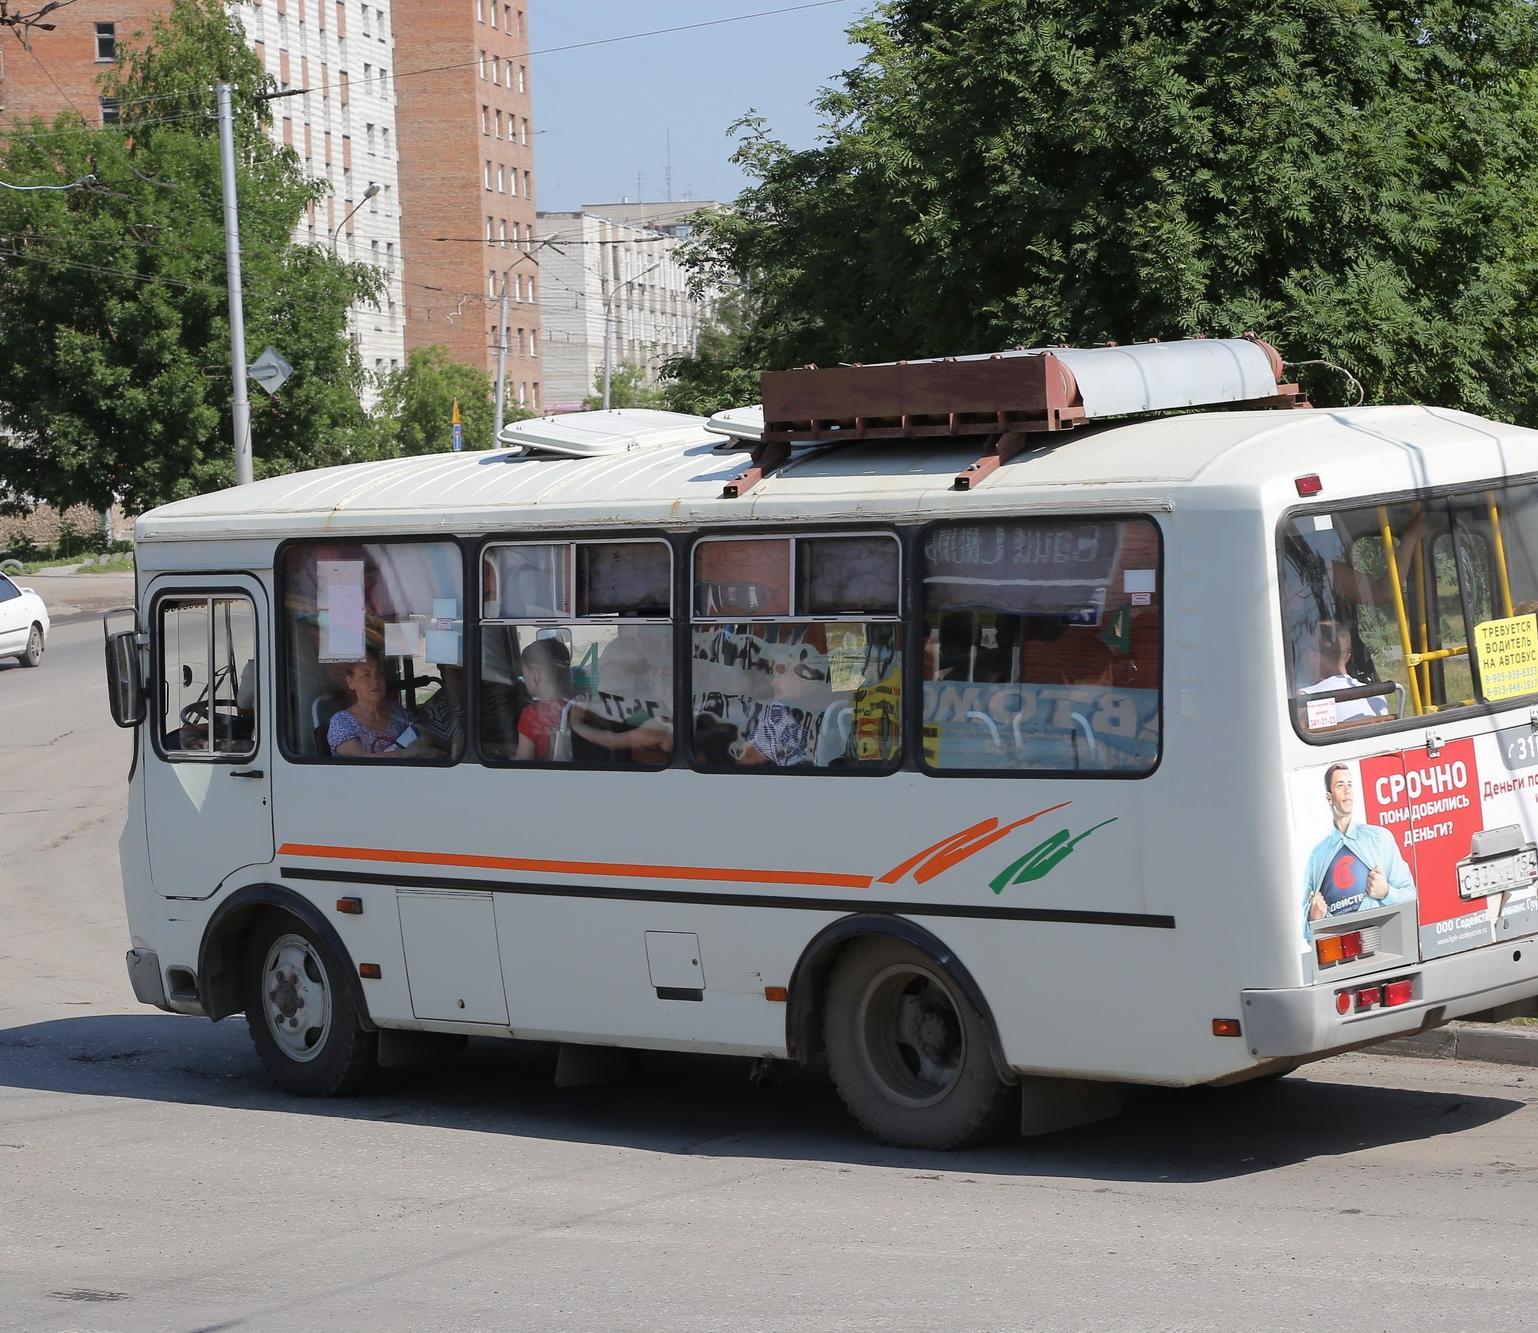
[330,182,380,256]
[602,260,662,411]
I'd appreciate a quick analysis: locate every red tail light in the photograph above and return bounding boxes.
[1354,986,1382,1012]
[1382,978,1414,1007]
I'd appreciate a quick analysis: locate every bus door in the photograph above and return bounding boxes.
[144,575,274,897]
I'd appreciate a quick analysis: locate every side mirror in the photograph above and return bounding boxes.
[104,624,145,728]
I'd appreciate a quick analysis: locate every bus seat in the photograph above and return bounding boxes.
[312,694,344,756]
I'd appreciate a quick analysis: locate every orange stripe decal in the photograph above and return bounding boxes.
[278,843,873,890]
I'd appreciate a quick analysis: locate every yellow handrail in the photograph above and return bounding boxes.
[1487,493,1516,619]
[1411,502,1432,702]
[1379,505,1424,715]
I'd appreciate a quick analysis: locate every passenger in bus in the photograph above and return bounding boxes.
[515,637,672,762]
[733,646,825,768]
[1300,620,1389,722]
[327,653,428,758]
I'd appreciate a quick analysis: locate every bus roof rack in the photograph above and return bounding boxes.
[725,335,1308,495]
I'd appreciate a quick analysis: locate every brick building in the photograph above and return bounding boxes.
[393,0,540,409]
[0,2,410,398]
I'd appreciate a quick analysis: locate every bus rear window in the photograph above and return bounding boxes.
[918,519,1161,774]
[1283,484,1538,736]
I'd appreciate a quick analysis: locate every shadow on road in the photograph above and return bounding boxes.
[0,1012,1523,1182]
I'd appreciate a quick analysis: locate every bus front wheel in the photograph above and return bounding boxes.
[242,915,377,1096]
[823,937,1015,1149]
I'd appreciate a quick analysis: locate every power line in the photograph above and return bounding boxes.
[0,171,92,191]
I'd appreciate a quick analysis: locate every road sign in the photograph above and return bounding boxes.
[247,346,294,397]
[452,397,463,451]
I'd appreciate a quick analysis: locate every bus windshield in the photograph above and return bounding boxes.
[1283,480,1538,735]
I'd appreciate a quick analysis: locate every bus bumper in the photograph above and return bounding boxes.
[125,948,171,1012]
[1241,944,1538,1060]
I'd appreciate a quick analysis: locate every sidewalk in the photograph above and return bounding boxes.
[23,570,135,626]
[1371,1021,1538,1067]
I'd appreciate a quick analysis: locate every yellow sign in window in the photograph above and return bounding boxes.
[1475,614,1538,701]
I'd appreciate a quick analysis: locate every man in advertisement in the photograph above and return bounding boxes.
[1303,762,1417,939]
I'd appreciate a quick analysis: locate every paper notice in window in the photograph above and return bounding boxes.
[1475,614,1538,701]
[828,625,869,692]
[383,620,421,659]
[1123,569,1156,596]
[1306,698,1338,730]
[318,560,365,662]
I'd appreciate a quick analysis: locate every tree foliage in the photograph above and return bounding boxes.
[0,0,382,514]
[659,294,762,417]
[687,1,1538,416]
[583,359,665,411]
[374,345,502,455]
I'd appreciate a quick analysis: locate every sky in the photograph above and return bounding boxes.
[527,0,874,212]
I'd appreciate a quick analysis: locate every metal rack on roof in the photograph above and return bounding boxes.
[724,334,1308,497]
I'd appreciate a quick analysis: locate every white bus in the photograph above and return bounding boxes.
[107,339,1538,1148]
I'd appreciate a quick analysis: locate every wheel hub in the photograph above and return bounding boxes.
[261,935,331,1063]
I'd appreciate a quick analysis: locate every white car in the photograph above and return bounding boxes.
[0,571,48,666]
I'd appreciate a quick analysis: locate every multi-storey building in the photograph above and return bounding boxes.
[238,0,405,390]
[0,2,411,399]
[393,0,540,411]
[537,204,718,413]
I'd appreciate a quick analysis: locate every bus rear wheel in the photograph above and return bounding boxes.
[823,938,1015,1149]
[242,915,377,1096]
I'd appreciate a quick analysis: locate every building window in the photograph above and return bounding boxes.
[484,160,491,190]
[497,164,505,193]
[95,22,116,62]
[486,216,494,241]
[520,117,528,145]
[481,105,489,135]
[479,50,487,79]
[518,65,526,93]
[488,270,497,298]
[495,110,503,138]
[365,123,375,154]
[526,275,535,304]
[513,274,522,302]
[489,2,497,28]
[100,97,120,125]
[492,57,501,86]
[516,328,525,356]
[498,219,507,243]
[477,0,485,20]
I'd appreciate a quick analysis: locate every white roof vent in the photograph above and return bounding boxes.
[496,408,711,458]
[703,404,764,447]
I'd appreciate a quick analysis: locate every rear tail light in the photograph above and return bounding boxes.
[1354,986,1382,1012]
[1316,930,1366,966]
[1382,978,1414,1007]
[1335,977,1417,1017]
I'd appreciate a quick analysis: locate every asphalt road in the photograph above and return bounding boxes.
[4,619,1538,1331]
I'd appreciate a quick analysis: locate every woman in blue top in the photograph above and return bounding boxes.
[327,654,426,758]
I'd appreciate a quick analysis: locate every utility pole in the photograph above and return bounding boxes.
[216,82,252,487]
[494,271,511,436]
[602,260,662,411]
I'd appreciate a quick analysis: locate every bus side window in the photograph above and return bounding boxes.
[157,595,257,760]
[918,519,1161,774]
[690,533,903,773]
[480,539,674,766]
[278,542,465,761]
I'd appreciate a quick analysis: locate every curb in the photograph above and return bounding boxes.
[1370,1021,1538,1067]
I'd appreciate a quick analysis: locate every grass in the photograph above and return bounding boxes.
[6,552,135,575]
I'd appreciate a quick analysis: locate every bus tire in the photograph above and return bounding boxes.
[242,914,377,1096]
[823,937,1015,1150]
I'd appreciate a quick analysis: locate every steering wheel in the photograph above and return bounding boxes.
[180,699,245,727]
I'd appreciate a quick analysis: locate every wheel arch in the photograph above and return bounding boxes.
[198,883,376,1029]
[785,914,1012,1081]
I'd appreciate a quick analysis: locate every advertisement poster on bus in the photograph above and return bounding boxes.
[1291,724,1538,960]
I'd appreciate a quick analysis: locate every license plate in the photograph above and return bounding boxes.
[1457,846,1538,900]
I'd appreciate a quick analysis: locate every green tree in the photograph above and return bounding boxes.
[659,294,762,416]
[373,345,505,455]
[0,0,382,515]
[583,360,665,410]
[688,1,1538,416]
